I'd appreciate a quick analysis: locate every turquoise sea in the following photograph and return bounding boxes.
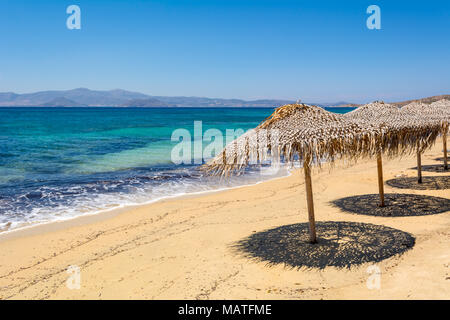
[0,107,355,231]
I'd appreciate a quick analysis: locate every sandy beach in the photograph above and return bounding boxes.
[0,137,448,300]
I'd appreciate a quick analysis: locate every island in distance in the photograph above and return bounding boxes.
[39,97,88,107]
[0,88,447,108]
[0,88,294,108]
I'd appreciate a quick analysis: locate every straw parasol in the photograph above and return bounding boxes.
[402,99,450,171]
[428,99,449,169]
[345,101,442,204]
[430,99,450,169]
[204,103,381,243]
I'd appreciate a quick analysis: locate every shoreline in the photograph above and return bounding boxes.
[0,137,448,299]
[0,169,292,242]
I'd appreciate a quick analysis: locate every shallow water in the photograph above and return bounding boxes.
[0,106,355,231]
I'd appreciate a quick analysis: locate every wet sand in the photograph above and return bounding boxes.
[0,138,448,299]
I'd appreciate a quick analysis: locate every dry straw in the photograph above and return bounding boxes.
[203,102,446,242]
[204,103,380,176]
[402,99,449,170]
[203,103,383,243]
[346,101,442,155]
[402,99,449,131]
[344,101,443,202]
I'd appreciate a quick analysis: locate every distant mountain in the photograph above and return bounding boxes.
[122,98,175,107]
[327,95,450,108]
[39,97,87,107]
[0,88,149,106]
[0,88,294,107]
[1,88,447,109]
[0,92,19,102]
[389,94,450,107]
[151,96,295,107]
[326,102,361,108]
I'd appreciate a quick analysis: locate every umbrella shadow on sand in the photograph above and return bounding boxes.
[331,193,450,217]
[233,221,415,270]
[410,164,449,173]
[386,176,449,190]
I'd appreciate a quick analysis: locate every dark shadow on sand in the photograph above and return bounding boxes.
[410,164,449,173]
[331,193,450,217]
[233,221,415,269]
[386,176,449,190]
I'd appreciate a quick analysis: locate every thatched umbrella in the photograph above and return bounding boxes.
[429,99,449,169]
[345,101,441,204]
[402,100,450,171]
[344,102,402,205]
[204,103,380,243]
[432,100,450,169]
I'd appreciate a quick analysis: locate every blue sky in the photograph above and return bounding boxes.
[0,0,449,103]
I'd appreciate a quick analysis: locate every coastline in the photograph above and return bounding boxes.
[0,137,448,299]
[0,169,292,242]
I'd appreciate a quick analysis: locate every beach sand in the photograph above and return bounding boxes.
[0,138,448,300]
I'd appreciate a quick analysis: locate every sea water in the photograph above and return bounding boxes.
[0,106,355,232]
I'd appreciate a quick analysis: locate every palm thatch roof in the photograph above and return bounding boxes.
[430,99,450,112]
[345,101,401,120]
[402,100,449,131]
[345,101,442,154]
[403,99,449,117]
[204,103,381,176]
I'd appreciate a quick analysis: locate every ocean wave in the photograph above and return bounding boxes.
[0,164,291,233]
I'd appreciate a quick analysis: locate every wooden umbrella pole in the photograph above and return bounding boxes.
[444,128,448,170]
[417,149,422,183]
[376,151,385,207]
[303,160,317,244]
